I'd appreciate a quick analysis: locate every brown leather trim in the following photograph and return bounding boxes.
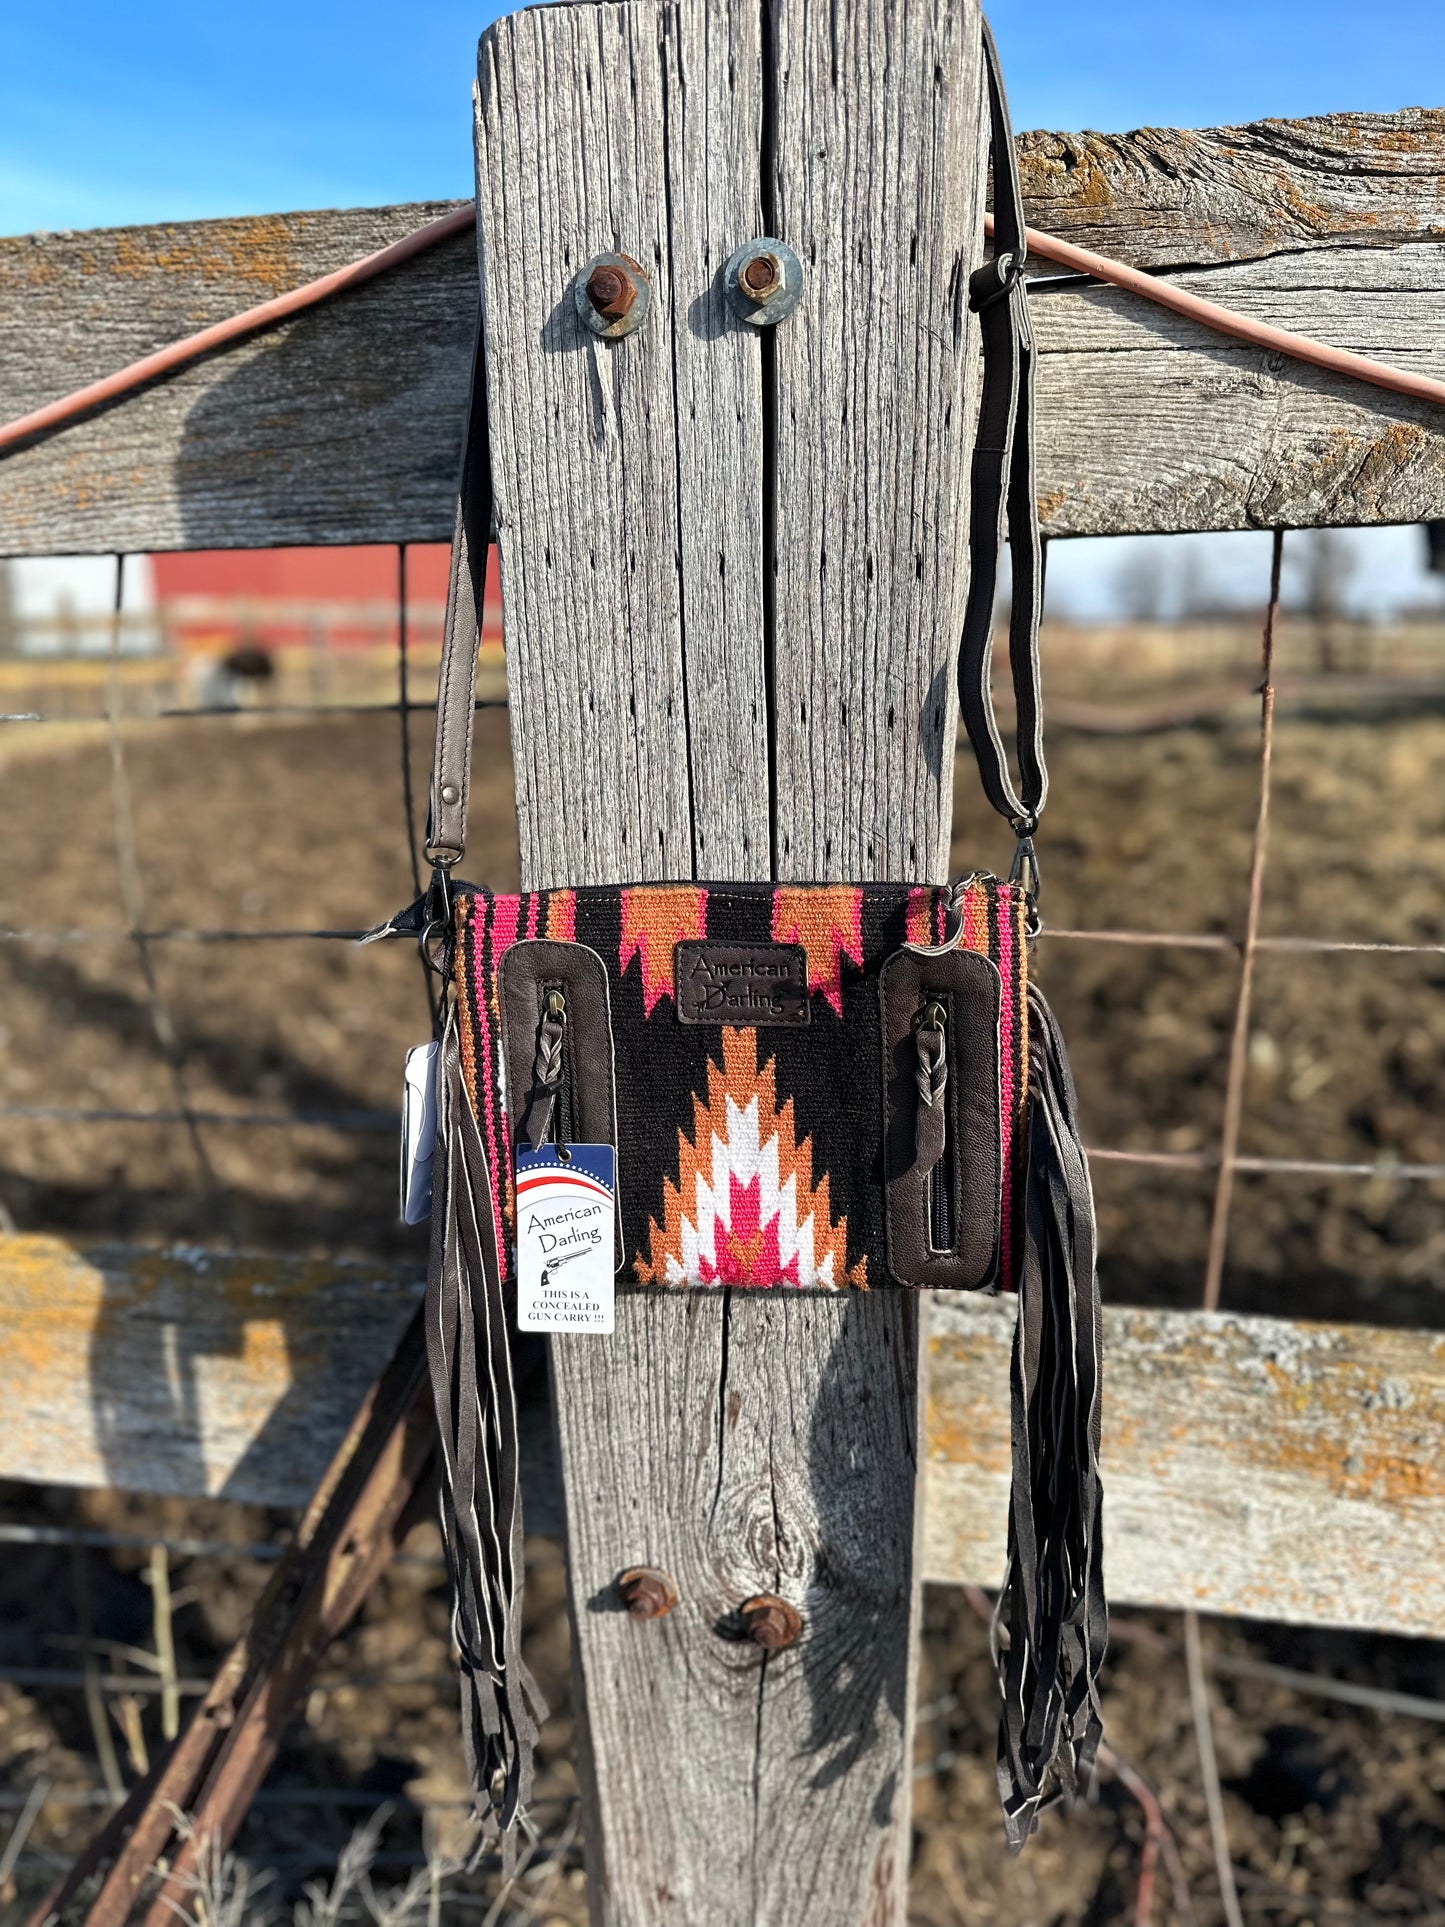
[498,941,623,1269]
[427,312,490,865]
[880,947,1002,1290]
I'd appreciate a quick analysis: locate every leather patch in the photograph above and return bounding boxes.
[674,942,810,1026]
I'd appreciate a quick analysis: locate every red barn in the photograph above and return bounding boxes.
[148,544,502,655]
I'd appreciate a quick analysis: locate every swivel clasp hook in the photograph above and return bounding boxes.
[420,863,454,975]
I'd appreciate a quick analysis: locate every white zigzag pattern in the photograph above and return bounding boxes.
[661,1093,836,1288]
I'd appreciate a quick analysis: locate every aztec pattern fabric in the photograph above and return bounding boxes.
[451,877,1029,1294]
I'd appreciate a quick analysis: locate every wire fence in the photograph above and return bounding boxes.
[2,540,1439,1223]
[4,700,506,724]
[2,525,1443,1924]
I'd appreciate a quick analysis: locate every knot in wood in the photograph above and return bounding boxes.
[586,262,637,321]
[617,1565,678,1620]
[739,1593,802,1651]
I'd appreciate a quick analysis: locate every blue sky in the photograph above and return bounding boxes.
[1,0,1440,236]
[3,1,1441,618]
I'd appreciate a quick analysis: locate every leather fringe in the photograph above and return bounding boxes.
[995,984,1107,1850]
[426,1004,546,1866]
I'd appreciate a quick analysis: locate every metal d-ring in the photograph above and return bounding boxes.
[903,877,983,958]
[969,249,1027,313]
[724,238,803,327]
[419,863,454,975]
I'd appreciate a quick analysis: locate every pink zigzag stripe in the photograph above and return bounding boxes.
[477,894,521,1259]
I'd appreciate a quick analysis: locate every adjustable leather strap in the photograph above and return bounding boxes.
[427,16,1046,866]
[959,19,1047,837]
[427,312,493,867]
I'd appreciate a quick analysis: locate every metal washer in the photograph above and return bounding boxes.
[724,238,803,326]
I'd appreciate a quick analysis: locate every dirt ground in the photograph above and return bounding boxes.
[2,616,1445,1923]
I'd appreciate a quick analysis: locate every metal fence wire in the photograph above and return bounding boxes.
[1,534,1439,1251]
[0,526,1438,1912]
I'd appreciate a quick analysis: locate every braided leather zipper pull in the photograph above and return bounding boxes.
[525,988,568,1149]
[915,1001,948,1171]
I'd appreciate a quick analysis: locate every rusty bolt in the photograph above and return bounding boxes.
[739,1594,802,1651]
[724,237,803,327]
[576,252,650,338]
[618,1565,679,1620]
[586,261,637,322]
[740,251,779,299]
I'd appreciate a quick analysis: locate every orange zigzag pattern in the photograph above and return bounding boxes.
[619,885,707,1014]
[636,1026,866,1290]
[771,885,863,1016]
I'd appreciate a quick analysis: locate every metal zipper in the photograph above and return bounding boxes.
[919,998,954,1253]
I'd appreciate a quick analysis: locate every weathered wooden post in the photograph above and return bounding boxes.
[475,1,988,1918]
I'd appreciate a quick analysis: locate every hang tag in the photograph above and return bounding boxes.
[400,1041,439,1225]
[515,1143,616,1333]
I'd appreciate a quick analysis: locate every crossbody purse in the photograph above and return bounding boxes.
[373,20,1104,1859]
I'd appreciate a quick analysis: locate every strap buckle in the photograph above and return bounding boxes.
[969,250,1026,313]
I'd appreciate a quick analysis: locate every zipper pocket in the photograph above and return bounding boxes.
[880,945,1001,1291]
[498,938,622,1267]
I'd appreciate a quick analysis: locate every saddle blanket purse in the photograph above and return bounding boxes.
[372,18,1104,1862]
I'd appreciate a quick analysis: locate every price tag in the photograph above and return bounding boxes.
[515,1143,616,1333]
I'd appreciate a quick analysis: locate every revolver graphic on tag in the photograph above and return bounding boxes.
[539,1245,589,1292]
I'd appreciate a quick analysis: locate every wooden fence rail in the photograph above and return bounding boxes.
[3,110,1445,556]
[4,1236,1442,1642]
